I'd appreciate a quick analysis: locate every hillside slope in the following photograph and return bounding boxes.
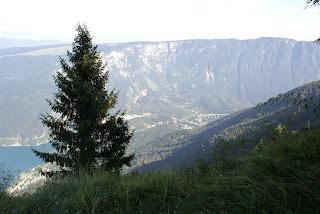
[2,125,320,213]
[134,80,320,171]
[6,81,320,195]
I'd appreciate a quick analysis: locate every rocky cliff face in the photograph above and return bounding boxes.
[102,38,320,113]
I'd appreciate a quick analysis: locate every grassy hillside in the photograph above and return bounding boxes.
[134,80,320,171]
[1,125,320,213]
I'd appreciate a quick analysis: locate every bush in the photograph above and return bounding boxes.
[0,163,13,191]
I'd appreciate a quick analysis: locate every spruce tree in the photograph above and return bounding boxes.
[33,24,134,175]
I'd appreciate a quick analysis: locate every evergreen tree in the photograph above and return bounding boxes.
[33,24,134,175]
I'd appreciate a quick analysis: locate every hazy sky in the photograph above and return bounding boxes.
[0,0,319,43]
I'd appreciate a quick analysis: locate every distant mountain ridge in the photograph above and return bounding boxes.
[0,38,64,49]
[0,37,320,150]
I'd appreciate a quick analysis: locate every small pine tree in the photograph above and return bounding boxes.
[33,24,134,175]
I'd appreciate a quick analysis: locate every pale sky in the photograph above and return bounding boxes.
[0,0,319,43]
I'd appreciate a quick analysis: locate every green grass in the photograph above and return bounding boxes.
[1,127,320,213]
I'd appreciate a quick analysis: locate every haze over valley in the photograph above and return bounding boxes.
[2,37,320,144]
[1,1,320,212]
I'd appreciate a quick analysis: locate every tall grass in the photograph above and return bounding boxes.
[1,127,320,213]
